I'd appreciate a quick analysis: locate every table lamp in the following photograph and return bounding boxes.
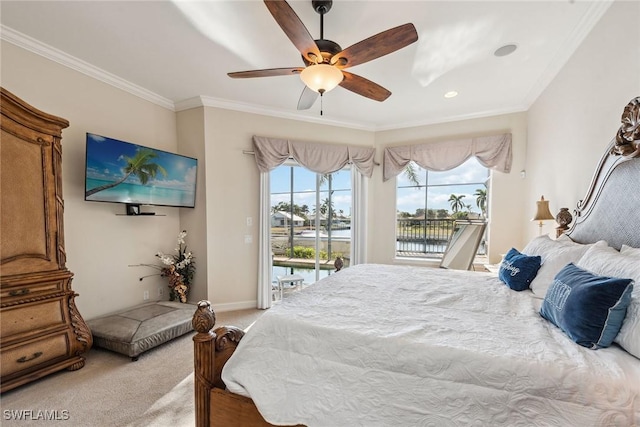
[532,195,554,235]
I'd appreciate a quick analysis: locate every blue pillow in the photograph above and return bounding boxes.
[498,248,542,291]
[540,263,633,349]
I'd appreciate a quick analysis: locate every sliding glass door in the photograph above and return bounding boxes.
[270,162,351,287]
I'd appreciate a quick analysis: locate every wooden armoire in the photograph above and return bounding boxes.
[1,87,92,393]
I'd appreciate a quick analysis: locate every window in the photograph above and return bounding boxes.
[270,162,351,286]
[396,158,489,259]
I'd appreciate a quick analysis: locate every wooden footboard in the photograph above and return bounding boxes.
[192,301,302,427]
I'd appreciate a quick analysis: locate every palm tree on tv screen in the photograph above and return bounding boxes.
[85,149,167,197]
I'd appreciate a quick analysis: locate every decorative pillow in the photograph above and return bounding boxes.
[577,244,640,358]
[522,236,607,299]
[498,248,541,291]
[540,263,633,349]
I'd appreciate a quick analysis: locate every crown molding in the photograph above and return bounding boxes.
[1,25,175,111]
[176,95,376,132]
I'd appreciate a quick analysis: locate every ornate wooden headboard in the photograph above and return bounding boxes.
[565,97,640,250]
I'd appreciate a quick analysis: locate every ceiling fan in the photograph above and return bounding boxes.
[228,0,418,113]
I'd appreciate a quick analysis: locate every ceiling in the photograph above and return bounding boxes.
[0,1,611,131]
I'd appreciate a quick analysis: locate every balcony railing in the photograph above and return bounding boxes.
[397,218,488,258]
[397,218,464,257]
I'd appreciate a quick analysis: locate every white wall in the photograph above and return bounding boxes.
[1,41,181,320]
[525,0,640,244]
[176,107,208,304]
[371,113,528,265]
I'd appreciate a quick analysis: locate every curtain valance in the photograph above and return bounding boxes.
[252,136,376,178]
[383,133,512,181]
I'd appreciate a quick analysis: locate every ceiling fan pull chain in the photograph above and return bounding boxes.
[320,92,324,116]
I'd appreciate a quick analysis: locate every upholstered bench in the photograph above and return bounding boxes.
[87,301,195,361]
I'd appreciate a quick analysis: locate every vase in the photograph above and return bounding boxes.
[556,208,573,229]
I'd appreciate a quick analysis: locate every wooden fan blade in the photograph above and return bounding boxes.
[331,23,418,69]
[297,86,319,110]
[264,0,322,64]
[339,71,391,102]
[228,67,304,78]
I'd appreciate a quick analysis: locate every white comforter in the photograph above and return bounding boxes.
[222,264,640,426]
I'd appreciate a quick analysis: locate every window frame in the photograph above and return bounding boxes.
[395,159,490,260]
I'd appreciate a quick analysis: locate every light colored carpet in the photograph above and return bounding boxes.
[0,308,265,427]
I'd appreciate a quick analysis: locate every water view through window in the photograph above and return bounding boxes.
[270,163,351,285]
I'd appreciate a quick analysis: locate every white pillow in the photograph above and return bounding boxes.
[621,245,640,257]
[522,235,606,299]
[522,233,577,255]
[521,235,558,257]
[577,244,640,359]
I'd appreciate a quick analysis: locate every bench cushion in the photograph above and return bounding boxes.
[87,301,195,358]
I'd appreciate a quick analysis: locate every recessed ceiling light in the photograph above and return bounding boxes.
[444,91,458,99]
[494,44,518,57]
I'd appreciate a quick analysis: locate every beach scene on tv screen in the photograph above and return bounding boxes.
[85,134,197,207]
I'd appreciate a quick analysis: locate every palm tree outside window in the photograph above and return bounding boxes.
[396,158,489,259]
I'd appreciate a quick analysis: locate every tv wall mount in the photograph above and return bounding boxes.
[125,204,156,216]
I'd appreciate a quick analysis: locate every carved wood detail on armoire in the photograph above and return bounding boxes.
[1,87,92,393]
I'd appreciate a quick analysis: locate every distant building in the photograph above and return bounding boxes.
[271,211,305,227]
[305,212,326,226]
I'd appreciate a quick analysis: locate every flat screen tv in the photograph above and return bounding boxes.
[85,133,197,209]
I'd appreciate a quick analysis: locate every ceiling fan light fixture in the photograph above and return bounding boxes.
[300,64,343,94]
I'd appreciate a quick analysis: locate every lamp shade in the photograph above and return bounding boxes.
[300,64,343,94]
[532,195,554,221]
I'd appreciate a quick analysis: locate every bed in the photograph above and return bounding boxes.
[192,97,640,426]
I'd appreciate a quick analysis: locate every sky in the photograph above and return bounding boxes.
[270,157,488,218]
[396,157,488,215]
[271,165,352,216]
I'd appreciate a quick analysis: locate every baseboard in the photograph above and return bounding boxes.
[211,300,257,313]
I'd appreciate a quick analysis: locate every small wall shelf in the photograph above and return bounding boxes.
[115,214,166,216]
[115,203,165,216]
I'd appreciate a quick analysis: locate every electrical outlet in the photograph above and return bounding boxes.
[244,235,253,244]
[158,287,164,297]
[246,217,253,226]
[143,290,149,301]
